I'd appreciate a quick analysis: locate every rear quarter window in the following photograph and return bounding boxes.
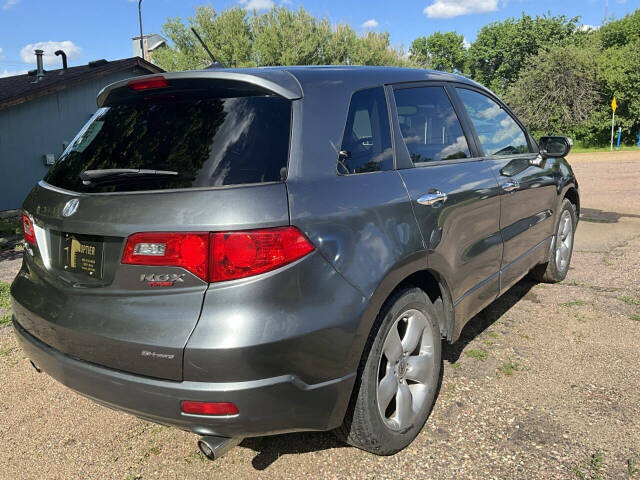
[44,94,291,193]
[339,87,393,174]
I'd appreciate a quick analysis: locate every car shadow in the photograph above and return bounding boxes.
[580,207,640,224]
[443,277,537,363]
[240,431,347,470]
[241,277,539,470]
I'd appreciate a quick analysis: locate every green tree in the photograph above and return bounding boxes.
[152,7,253,70]
[599,9,640,49]
[409,31,467,72]
[468,14,580,93]
[505,44,601,138]
[597,39,640,144]
[250,7,331,65]
[152,5,409,70]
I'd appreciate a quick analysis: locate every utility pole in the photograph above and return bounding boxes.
[138,0,144,60]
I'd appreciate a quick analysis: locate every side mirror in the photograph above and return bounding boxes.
[337,150,351,175]
[539,136,572,158]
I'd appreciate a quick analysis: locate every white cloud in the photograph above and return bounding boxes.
[579,24,600,31]
[2,0,20,10]
[0,47,4,60]
[20,40,82,66]
[423,0,499,18]
[463,36,471,49]
[238,0,275,11]
[0,69,27,78]
[361,19,379,29]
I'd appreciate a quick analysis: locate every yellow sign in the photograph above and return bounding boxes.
[612,97,617,112]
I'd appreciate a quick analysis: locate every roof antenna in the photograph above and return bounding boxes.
[190,27,226,69]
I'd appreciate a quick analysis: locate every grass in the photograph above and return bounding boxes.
[0,282,12,326]
[628,458,639,478]
[572,450,605,480]
[560,299,587,308]
[185,450,207,465]
[0,218,21,237]
[618,296,640,306]
[570,144,640,154]
[574,311,588,323]
[498,358,521,376]
[464,349,488,361]
[602,257,614,266]
[630,314,640,322]
[488,331,499,339]
[450,362,462,370]
[0,344,13,356]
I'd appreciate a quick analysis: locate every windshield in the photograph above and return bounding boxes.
[44,94,292,193]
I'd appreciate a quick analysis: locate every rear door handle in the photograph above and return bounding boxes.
[501,181,519,192]
[417,190,448,207]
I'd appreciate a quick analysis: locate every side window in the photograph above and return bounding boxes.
[393,86,470,164]
[339,87,393,174]
[456,88,531,156]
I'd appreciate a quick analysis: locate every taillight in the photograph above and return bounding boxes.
[181,401,238,416]
[22,213,36,246]
[122,232,209,280]
[211,227,314,282]
[127,76,169,91]
[121,227,314,283]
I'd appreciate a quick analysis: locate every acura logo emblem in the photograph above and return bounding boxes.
[62,199,79,217]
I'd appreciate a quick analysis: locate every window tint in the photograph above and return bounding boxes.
[456,88,531,156]
[339,87,393,174]
[44,95,291,193]
[393,86,470,164]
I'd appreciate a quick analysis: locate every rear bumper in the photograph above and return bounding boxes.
[13,318,355,437]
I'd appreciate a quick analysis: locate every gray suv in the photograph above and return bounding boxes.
[11,66,579,459]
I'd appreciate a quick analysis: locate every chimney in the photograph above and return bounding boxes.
[55,50,67,70]
[35,49,45,79]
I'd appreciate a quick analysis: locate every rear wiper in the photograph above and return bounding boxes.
[80,169,178,185]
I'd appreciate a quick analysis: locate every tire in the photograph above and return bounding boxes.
[336,287,442,455]
[529,198,577,283]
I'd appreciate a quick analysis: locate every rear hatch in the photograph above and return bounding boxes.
[11,74,295,381]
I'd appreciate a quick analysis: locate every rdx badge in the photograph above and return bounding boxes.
[140,273,186,286]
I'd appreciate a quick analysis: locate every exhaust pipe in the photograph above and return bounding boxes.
[197,436,243,461]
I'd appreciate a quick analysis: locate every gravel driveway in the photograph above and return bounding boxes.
[1,151,639,479]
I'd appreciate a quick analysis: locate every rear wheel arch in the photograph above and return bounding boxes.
[394,270,454,342]
[564,186,580,218]
[362,267,455,345]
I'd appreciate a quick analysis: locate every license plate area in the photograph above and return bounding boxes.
[61,233,104,279]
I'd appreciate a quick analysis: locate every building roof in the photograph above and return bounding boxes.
[0,56,163,111]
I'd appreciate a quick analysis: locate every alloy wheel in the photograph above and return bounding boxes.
[376,309,436,431]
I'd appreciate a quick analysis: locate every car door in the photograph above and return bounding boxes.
[453,87,558,293]
[389,83,503,338]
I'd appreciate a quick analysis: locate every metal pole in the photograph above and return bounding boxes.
[138,0,144,60]
[610,111,615,151]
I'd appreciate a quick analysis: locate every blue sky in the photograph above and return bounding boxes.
[0,0,635,77]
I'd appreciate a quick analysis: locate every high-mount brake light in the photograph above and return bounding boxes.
[121,227,314,283]
[22,213,36,246]
[127,76,169,91]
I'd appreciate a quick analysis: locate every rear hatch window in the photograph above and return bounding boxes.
[44,94,291,193]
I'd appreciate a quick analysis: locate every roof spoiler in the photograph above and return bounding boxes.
[97,70,303,107]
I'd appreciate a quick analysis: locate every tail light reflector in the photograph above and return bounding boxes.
[121,227,314,283]
[22,213,36,246]
[181,401,238,416]
[127,76,169,91]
